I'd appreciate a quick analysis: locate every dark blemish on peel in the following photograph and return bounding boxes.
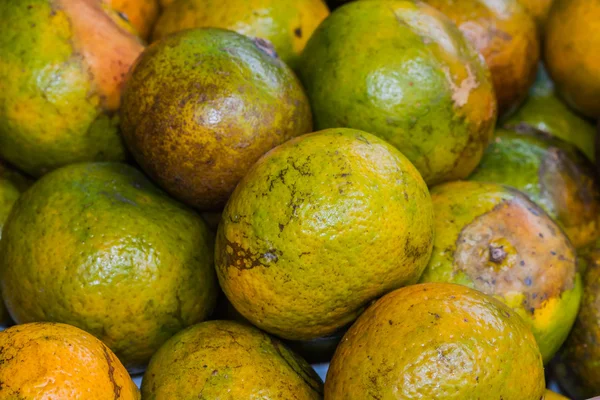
[102,345,121,400]
[294,27,302,38]
[117,11,129,22]
[488,245,507,264]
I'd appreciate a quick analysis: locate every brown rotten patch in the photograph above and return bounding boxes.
[454,195,576,312]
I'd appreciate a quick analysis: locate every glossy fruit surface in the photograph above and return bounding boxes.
[0,0,143,176]
[121,28,312,210]
[299,0,496,185]
[0,162,218,372]
[216,128,434,340]
[0,322,140,399]
[325,283,545,399]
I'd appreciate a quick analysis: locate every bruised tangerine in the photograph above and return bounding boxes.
[469,128,600,249]
[419,181,582,363]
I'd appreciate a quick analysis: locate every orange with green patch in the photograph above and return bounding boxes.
[419,181,582,363]
[325,283,546,399]
[0,0,143,177]
[216,128,434,340]
[121,28,312,211]
[470,128,600,249]
[298,0,496,185]
[152,0,329,70]
[421,0,539,117]
[0,162,218,372]
[0,322,140,399]
[142,320,323,399]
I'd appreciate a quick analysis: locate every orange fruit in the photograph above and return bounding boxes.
[102,0,159,39]
[121,28,312,210]
[299,0,497,185]
[544,0,600,118]
[0,162,218,372]
[0,322,139,399]
[422,0,539,116]
[325,283,545,399]
[0,0,143,177]
[216,128,434,340]
[142,320,323,399]
[152,0,329,69]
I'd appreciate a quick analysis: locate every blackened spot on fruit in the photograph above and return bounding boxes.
[489,244,507,264]
[117,11,129,23]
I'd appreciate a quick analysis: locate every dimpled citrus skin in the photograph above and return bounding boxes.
[554,240,600,399]
[121,28,312,211]
[142,320,323,399]
[103,0,159,40]
[505,65,596,161]
[0,322,140,400]
[469,128,600,249]
[0,162,218,373]
[216,128,434,340]
[544,390,569,400]
[325,283,545,400]
[422,0,539,117]
[419,181,581,363]
[0,0,143,177]
[545,0,600,118]
[299,0,496,186]
[152,0,329,70]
